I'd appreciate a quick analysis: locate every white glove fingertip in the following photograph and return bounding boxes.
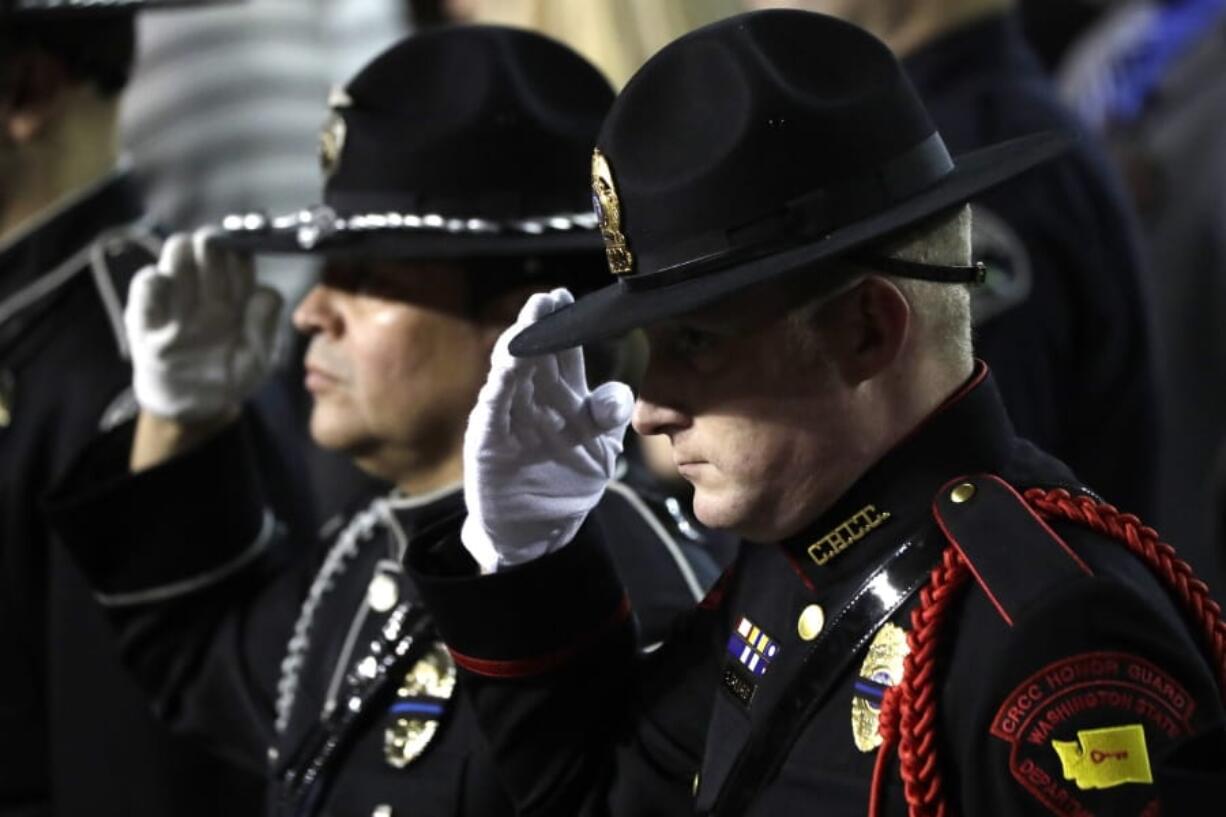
[193,226,235,305]
[514,291,554,325]
[587,381,635,431]
[125,265,170,334]
[157,232,199,315]
[157,233,193,276]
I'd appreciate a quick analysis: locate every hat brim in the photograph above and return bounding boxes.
[212,215,604,260]
[509,131,1071,357]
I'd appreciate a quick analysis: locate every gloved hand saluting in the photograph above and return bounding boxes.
[126,227,283,422]
[462,288,635,573]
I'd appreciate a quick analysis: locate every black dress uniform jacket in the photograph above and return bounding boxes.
[905,13,1160,521]
[406,364,1225,816]
[47,414,710,817]
[0,173,264,817]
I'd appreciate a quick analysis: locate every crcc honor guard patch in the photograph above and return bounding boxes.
[990,651,1195,816]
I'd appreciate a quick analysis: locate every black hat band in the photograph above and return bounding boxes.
[625,131,955,291]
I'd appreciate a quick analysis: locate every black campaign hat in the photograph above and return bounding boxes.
[509,10,1069,356]
[216,25,614,260]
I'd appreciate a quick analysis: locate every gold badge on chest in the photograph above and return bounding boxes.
[383,643,457,769]
[851,622,910,752]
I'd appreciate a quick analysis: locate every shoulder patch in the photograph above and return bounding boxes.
[933,475,1092,626]
[991,651,1194,816]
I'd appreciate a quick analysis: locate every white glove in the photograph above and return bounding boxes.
[461,288,635,573]
[126,227,283,422]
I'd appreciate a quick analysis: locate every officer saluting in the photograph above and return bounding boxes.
[0,2,265,816]
[48,27,709,817]
[406,10,1226,816]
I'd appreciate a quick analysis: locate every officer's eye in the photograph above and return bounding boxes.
[672,325,721,357]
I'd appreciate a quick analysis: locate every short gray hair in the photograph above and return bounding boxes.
[784,205,974,365]
[874,204,973,366]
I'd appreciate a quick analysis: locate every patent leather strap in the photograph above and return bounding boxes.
[711,526,945,816]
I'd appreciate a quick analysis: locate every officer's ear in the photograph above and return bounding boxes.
[1,49,71,145]
[814,275,911,386]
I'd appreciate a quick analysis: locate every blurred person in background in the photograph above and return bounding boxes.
[46,28,712,817]
[1017,0,1117,69]
[121,0,411,523]
[0,2,263,816]
[437,0,743,87]
[751,0,1161,530]
[1060,0,1226,588]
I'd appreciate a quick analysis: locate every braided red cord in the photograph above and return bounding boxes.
[870,546,970,817]
[1023,488,1226,700]
[869,488,1226,817]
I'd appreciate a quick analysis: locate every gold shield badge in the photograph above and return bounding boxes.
[383,643,457,769]
[318,86,352,180]
[591,149,634,276]
[851,622,910,752]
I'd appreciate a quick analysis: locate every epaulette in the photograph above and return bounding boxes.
[931,474,1093,626]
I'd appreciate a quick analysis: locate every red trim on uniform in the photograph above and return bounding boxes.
[448,593,632,679]
[699,567,736,610]
[987,475,1094,576]
[781,551,817,592]
[932,479,1015,627]
[934,474,1095,628]
[897,360,990,448]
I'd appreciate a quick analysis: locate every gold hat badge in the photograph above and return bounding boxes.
[591,148,634,276]
[319,86,353,180]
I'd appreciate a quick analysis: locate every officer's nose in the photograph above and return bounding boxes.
[632,352,692,438]
[292,284,343,338]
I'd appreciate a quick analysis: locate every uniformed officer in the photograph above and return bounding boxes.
[47,26,715,817]
[749,0,1160,524]
[403,11,1226,816]
[0,2,265,815]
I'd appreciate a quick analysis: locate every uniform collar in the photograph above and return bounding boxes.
[776,361,1015,591]
[385,482,465,551]
[903,10,1041,93]
[0,169,142,306]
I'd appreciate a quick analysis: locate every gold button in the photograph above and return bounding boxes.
[692,772,700,796]
[797,604,825,641]
[950,482,976,504]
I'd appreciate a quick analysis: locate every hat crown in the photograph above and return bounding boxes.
[327,25,613,219]
[600,10,938,275]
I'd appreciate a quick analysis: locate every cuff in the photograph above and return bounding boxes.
[407,515,630,677]
[45,415,274,606]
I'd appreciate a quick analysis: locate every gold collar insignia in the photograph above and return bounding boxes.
[807,504,891,567]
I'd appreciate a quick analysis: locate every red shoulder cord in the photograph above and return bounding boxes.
[866,488,1226,817]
